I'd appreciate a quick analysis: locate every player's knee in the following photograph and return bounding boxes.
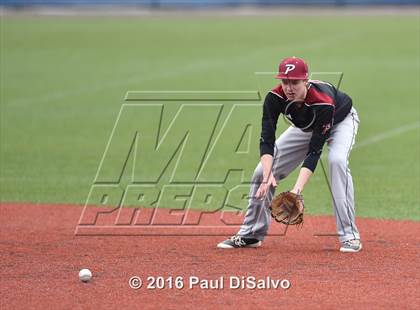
[328,153,347,169]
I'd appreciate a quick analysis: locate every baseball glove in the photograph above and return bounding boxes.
[269,191,304,226]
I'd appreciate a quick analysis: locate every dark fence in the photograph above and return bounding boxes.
[1,0,418,6]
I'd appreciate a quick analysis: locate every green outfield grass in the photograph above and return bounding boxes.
[1,15,419,220]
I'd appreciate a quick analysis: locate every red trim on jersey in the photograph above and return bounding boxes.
[271,85,286,99]
[305,87,335,106]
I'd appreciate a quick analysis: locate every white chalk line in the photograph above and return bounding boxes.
[319,120,418,161]
[354,121,420,149]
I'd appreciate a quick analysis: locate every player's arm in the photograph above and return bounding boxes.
[291,167,313,194]
[291,106,334,194]
[256,93,283,198]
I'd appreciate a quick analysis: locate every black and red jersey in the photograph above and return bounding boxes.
[260,80,353,172]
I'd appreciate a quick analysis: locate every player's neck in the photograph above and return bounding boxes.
[303,87,308,99]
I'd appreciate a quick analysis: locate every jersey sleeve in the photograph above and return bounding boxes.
[302,105,334,172]
[259,92,284,157]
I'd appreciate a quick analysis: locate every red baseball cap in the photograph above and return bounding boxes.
[276,56,309,80]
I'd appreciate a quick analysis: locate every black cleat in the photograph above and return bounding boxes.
[217,235,262,249]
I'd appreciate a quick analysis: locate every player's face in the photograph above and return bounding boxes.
[281,79,308,100]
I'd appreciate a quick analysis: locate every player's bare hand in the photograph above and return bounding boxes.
[256,174,277,199]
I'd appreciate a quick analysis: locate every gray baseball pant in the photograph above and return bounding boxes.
[238,107,360,243]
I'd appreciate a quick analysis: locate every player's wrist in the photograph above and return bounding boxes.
[290,188,302,195]
[262,171,273,181]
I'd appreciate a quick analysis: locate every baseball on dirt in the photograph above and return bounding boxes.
[79,268,92,282]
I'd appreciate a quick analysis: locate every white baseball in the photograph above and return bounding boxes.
[79,268,92,282]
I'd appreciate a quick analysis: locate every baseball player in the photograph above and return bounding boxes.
[217,56,362,253]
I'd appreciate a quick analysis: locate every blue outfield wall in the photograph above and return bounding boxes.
[0,0,419,6]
